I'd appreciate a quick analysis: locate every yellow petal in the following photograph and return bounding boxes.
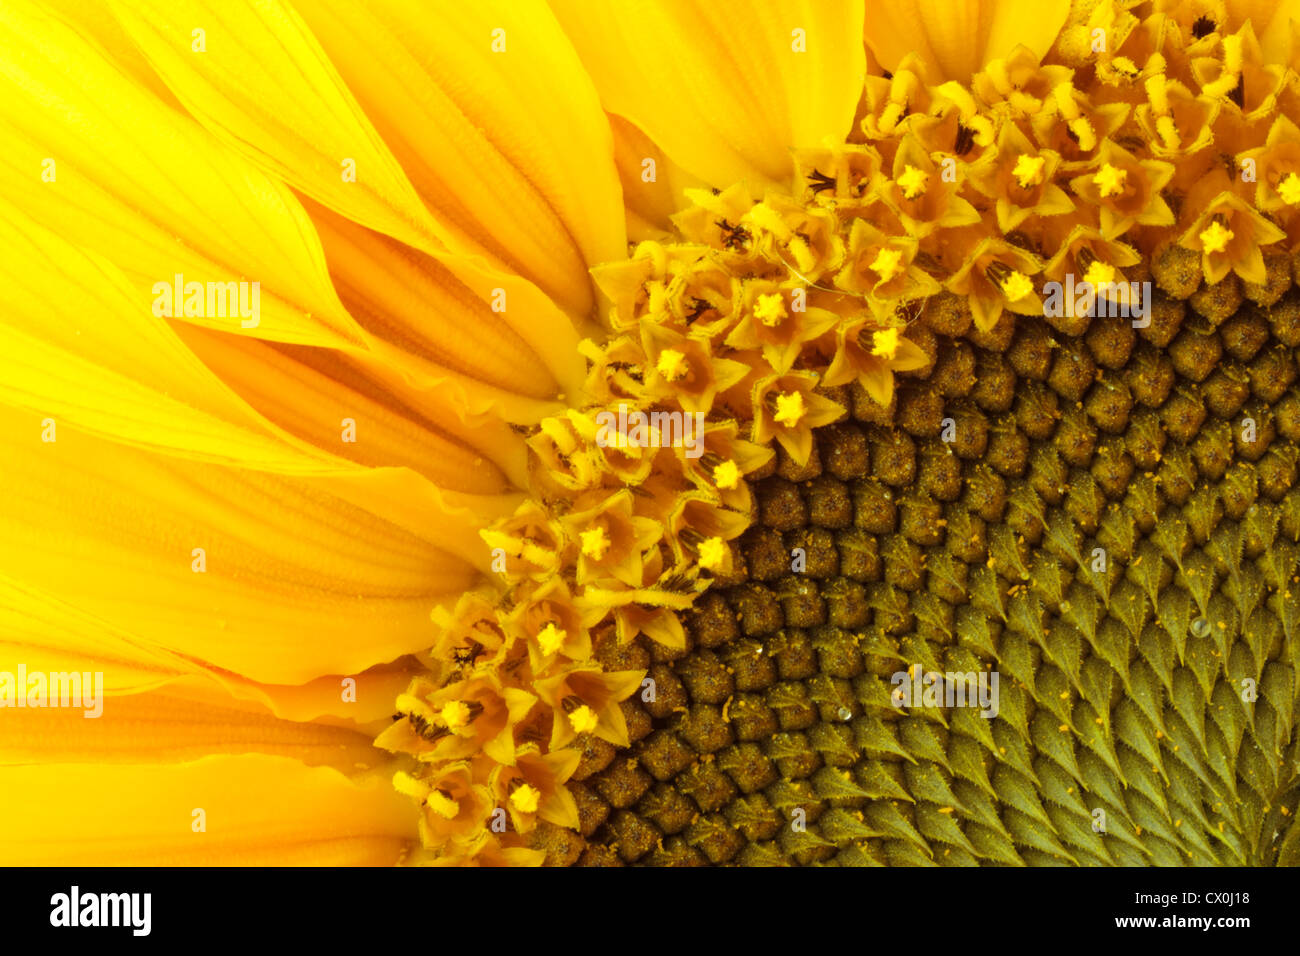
[1260,0,1300,66]
[609,112,707,240]
[0,573,182,695]
[0,200,374,475]
[552,0,866,190]
[173,327,517,493]
[292,0,626,319]
[0,0,366,350]
[0,575,425,724]
[305,466,523,571]
[864,0,1071,82]
[0,755,415,865]
[0,684,382,773]
[107,0,445,260]
[43,0,183,109]
[112,0,624,320]
[0,405,477,686]
[198,660,427,726]
[303,198,585,417]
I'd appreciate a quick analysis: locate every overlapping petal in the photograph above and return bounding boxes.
[0,0,368,350]
[0,574,428,724]
[551,0,866,191]
[113,0,625,320]
[863,0,1072,82]
[302,198,586,420]
[0,403,480,686]
[0,684,383,771]
[107,0,446,261]
[0,756,415,865]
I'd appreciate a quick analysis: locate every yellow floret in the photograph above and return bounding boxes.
[698,536,728,571]
[580,526,611,561]
[897,164,929,199]
[1012,154,1046,188]
[1278,172,1300,205]
[656,347,689,381]
[872,327,902,360]
[1001,270,1035,302]
[713,459,741,490]
[1083,260,1117,289]
[1092,163,1127,198]
[1199,220,1234,254]
[1068,117,1096,151]
[509,783,542,815]
[426,790,460,819]
[439,700,472,729]
[537,622,566,656]
[773,391,806,427]
[569,704,600,735]
[753,292,787,327]
[391,771,429,801]
[870,247,904,283]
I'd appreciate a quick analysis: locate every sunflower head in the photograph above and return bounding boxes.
[10,0,1300,872]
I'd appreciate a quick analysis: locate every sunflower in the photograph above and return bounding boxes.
[3,0,1300,868]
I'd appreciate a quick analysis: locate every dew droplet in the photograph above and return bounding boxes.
[1190,617,1212,638]
[837,706,852,721]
